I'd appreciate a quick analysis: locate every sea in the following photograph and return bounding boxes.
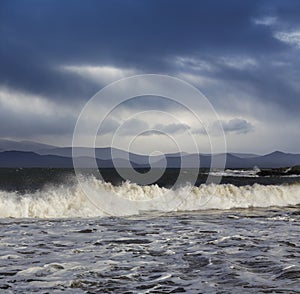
[0,168,299,293]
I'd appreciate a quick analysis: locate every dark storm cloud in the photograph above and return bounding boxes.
[0,51,98,103]
[0,0,300,148]
[198,54,300,116]
[0,0,296,101]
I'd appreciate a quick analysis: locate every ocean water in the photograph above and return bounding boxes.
[0,168,299,293]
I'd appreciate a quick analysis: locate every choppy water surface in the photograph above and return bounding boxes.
[0,207,299,293]
[0,169,299,293]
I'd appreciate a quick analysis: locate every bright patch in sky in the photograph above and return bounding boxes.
[253,16,277,26]
[62,65,137,85]
[274,31,300,49]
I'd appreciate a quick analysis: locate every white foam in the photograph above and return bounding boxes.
[208,167,260,177]
[0,178,299,218]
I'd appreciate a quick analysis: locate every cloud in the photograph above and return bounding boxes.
[110,120,193,137]
[219,56,258,70]
[116,118,149,136]
[0,87,76,138]
[274,30,300,49]
[98,117,121,135]
[253,16,277,26]
[62,65,137,85]
[154,123,191,134]
[0,0,300,152]
[0,0,285,100]
[142,123,191,136]
[219,118,254,134]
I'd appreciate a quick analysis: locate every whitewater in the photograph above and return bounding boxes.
[1,170,300,292]
[0,177,299,218]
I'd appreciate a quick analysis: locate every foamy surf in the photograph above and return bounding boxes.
[0,178,299,218]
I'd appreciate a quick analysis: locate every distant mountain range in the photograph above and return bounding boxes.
[0,139,300,168]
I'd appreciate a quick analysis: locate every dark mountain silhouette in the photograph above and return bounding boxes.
[36,147,151,164]
[0,151,146,168]
[0,140,300,168]
[245,151,300,168]
[0,151,73,168]
[1,150,300,168]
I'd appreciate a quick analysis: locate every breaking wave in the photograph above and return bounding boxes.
[0,177,299,218]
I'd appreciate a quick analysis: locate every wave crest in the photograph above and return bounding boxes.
[0,178,299,218]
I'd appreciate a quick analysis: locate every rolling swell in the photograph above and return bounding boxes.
[0,177,299,218]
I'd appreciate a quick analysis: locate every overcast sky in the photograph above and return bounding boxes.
[0,0,300,154]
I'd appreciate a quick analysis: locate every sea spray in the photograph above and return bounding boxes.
[0,177,299,218]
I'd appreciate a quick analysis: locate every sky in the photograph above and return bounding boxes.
[0,0,300,154]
